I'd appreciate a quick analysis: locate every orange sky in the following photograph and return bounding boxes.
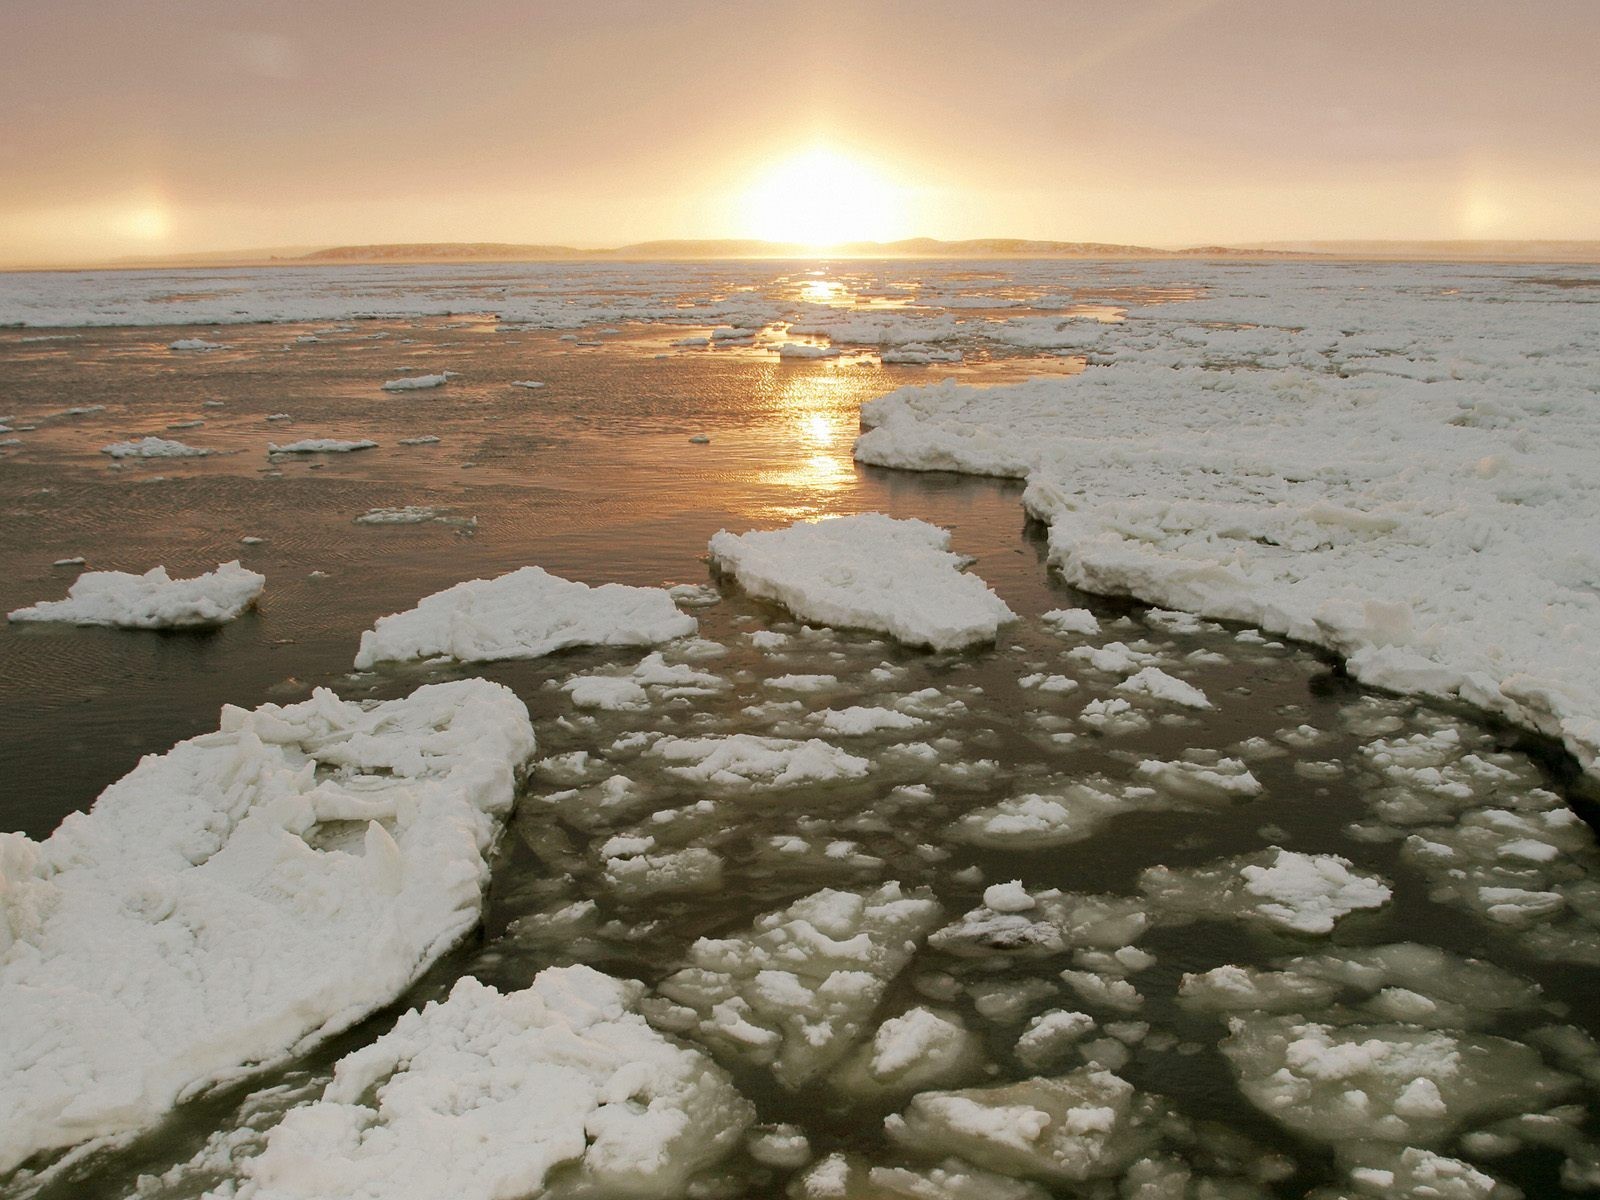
[3,0,1598,265]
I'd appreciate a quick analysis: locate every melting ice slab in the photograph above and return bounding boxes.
[708,514,1016,651]
[204,968,751,1200]
[7,560,265,629]
[0,680,533,1175]
[354,565,697,668]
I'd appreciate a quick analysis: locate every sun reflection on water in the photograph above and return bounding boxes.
[752,366,861,521]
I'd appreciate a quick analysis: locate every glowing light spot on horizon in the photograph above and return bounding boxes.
[119,204,171,242]
[738,148,909,248]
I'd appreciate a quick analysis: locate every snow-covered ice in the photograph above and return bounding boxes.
[380,373,448,391]
[101,436,211,458]
[8,561,265,629]
[198,967,750,1200]
[1141,848,1392,934]
[0,680,534,1174]
[267,438,377,454]
[354,566,696,668]
[709,514,1015,651]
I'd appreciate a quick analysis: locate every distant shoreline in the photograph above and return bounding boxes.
[7,237,1600,273]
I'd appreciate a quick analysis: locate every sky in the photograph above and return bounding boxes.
[3,0,1599,264]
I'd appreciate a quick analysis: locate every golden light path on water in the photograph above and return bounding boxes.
[757,360,862,522]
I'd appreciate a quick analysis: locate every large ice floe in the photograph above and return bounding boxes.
[708,514,1015,651]
[354,565,697,668]
[101,436,211,458]
[187,967,751,1200]
[7,561,265,629]
[853,283,1600,776]
[0,680,534,1175]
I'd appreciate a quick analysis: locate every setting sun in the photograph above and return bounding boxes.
[737,148,910,248]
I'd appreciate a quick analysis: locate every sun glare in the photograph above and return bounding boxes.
[738,148,909,248]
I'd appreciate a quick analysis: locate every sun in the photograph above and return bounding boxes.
[738,148,909,248]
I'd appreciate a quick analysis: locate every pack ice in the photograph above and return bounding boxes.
[7,561,265,629]
[708,514,1015,651]
[354,565,697,668]
[0,680,534,1175]
[201,968,751,1200]
[852,270,1600,776]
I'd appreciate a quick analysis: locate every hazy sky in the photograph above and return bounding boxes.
[3,0,1599,263]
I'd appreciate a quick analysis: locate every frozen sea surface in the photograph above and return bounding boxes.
[1,259,1598,1199]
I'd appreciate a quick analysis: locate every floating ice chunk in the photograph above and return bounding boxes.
[819,706,926,736]
[1116,667,1211,709]
[1221,1015,1573,1147]
[0,680,534,1175]
[101,436,211,458]
[1078,698,1150,735]
[1016,1011,1098,1069]
[1144,848,1392,935]
[880,344,963,365]
[268,438,377,453]
[1041,608,1101,636]
[565,676,650,711]
[169,338,224,351]
[509,379,545,388]
[710,514,1016,651]
[647,884,941,1086]
[793,1155,1050,1200]
[8,560,264,628]
[984,881,1037,913]
[1134,753,1262,801]
[354,566,696,668]
[673,336,710,347]
[931,891,1149,958]
[380,373,448,390]
[777,341,842,359]
[1339,1145,1515,1200]
[650,734,869,788]
[354,506,448,525]
[951,783,1142,849]
[1019,673,1079,694]
[1067,642,1161,675]
[829,1007,984,1098]
[209,968,750,1200]
[398,435,440,445]
[602,844,722,900]
[885,1069,1158,1185]
[770,673,839,692]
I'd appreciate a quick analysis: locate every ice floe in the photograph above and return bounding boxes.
[267,438,378,453]
[710,514,1015,651]
[7,560,264,628]
[380,372,449,390]
[1141,848,1392,934]
[0,680,533,1175]
[101,436,211,458]
[354,566,696,668]
[195,967,749,1200]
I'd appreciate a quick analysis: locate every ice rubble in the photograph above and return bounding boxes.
[101,436,211,458]
[267,438,378,453]
[0,680,534,1175]
[354,566,696,668]
[168,338,224,351]
[853,316,1600,775]
[7,561,265,629]
[709,514,1016,651]
[644,884,942,1086]
[201,968,750,1200]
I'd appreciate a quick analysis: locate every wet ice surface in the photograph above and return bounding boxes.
[1,261,1599,1199]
